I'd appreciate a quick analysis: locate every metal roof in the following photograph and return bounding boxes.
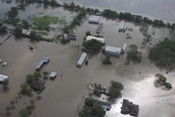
[105,46,121,53]
[0,74,8,82]
[50,72,57,77]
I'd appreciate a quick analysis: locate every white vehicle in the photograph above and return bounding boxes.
[0,59,1,63]
[3,62,8,66]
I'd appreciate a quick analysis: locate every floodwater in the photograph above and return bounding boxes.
[0,1,175,117]
[57,0,175,23]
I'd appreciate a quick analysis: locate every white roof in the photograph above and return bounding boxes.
[105,46,121,53]
[22,29,28,34]
[0,74,8,82]
[50,72,57,77]
[77,52,87,66]
[86,36,105,43]
[89,15,100,23]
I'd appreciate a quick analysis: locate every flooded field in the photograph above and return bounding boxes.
[0,1,175,117]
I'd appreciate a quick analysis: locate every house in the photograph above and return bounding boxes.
[86,36,105,44]
[0,74,8,82]
[68,34,76,40]
[50,72,57,80]
[89,15,100,24]
[104,46,121,56]
[30,80,46,90]
[36,57,50,71]
[121,99,139,116]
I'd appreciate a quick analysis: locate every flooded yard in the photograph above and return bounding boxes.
[0,1,175,117]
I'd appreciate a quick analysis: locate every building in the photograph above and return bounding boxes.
[77,52,87,67]
[68,34,76,40]
[89,15,100,24]
[121,99,139,116]
[50,72,57,80]
[0,74,8,82]
[30,80,47,90]
[104,46,121,56]
[85,98,111,111]
[36,57,50,71]
[96,23,103,33]
[86,36,105,44]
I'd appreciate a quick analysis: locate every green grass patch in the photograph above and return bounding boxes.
[32,15,59,30]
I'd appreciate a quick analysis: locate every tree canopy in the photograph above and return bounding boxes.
[79,103,105,117]
[82,39,104,55]
[127,44,142,64]
[149,38,175,70]
[108,80,123,101]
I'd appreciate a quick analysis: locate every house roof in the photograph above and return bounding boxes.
[121,99,139,116]
[30,80,46,90]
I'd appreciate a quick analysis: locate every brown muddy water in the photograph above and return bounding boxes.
[0,1,175,117]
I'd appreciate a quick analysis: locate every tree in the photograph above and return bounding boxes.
[149,38,175,71]
[26,74,34,84]
[6,106,11,115]
[79,103,105,117]
[85,31,91,36]
[14,25,22,36]
[43,71,48,80]
[20,83,29,94]
[21,20,30,29]
[10,101,15,109]
[30,31,37,39]
[2,79,9,90]
[19,108,29,117]
[33,71,41,79]
[83,39,104,55]
[102,56,111,65]
[127,44,142,64]
[29,99,35,108]
[108,80,123,101]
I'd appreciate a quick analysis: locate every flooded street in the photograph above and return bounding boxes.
[0,1,175,117]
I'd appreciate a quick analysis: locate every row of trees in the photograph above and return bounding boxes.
[102,9,175,30]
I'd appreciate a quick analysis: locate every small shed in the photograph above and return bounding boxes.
[50,72,57,80]
[105,46,121,56]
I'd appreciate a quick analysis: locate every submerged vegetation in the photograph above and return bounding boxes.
[32,15,59,31]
